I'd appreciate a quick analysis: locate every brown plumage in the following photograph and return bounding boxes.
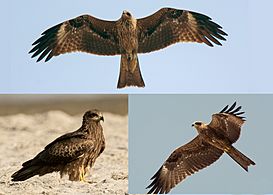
[11,110,105,182]
[147,102,255,194]
[29,8,227,88]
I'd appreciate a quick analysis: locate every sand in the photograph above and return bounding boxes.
[0,111,128,195]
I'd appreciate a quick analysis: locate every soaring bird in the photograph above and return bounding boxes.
[11,110,105,182]
[147,102,255,194]
[29,8,227,88]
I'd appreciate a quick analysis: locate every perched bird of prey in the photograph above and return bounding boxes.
[11,110,105,182]
[29,8,227,88]
[147,102,255,194]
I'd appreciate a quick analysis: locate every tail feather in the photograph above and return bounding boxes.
[227,146,255,171]
[11,165,42,181]
[117,54,145,88]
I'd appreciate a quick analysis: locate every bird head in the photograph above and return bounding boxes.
[83,109,104,123]
[191,121,205,129]
[122,10,132,19]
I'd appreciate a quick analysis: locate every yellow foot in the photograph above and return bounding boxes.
[79,165,87,182]
[79,170,86,182]
[79,174,85,182]
[79,175,96,184]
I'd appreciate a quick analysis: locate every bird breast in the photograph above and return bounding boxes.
[117,18,138,53]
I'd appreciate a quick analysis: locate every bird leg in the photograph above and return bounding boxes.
[79,165,97,184]
[79,165,86,182]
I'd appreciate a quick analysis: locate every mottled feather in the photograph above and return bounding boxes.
[11,110,105,182]
[29,15,120,62]
[137,8,227,53]
[29,8,227,88]
[147,136,223,194]
[147,102,255,193]
[208,102,245,143]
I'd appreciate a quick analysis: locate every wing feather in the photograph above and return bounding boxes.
[137,8,227,53]
[38,137,93,164]
[208,102,245,143]
[22,131,93,167]
[30,15,120,62]
[147,136,223,194]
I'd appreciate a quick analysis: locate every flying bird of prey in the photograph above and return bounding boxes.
[147,102,255,194]
[29,8,227,88]
[11,110,105,182]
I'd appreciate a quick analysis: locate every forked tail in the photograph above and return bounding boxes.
[227,146,255,171]
[117,54,145,88]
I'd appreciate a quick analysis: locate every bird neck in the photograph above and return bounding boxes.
[196,124,208,134]
[120,16,136,29]
[82,120,102,134]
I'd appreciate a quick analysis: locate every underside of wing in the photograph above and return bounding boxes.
[29,15,120,62]
[208,102,245,143]
[137,7,227,53]
[147,136,223,194]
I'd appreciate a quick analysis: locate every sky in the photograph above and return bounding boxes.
[129,95,273,194]
[2,0,273,93]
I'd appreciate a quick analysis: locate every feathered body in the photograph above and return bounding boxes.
[11,110,105,182]
[116,11,144,88]
[29,8,227,88]
[147,102,255,194]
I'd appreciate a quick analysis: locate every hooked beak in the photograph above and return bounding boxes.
[191,124,194,127]
[100,116,104,122]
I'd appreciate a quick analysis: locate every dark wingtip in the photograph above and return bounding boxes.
[36,58,42,62]
[220,102,246,120]
[220,37,227,41]
[11,171,22,182]
[220,104,229,113]
[222,31,228,36]
[11,176,20,182]
[204,41,214,47]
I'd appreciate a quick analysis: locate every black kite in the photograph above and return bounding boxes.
[147,102,255,194]
[29,8,227,88]
[11,110,105,182]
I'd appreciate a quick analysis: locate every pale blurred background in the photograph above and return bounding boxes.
[0,95,127,116]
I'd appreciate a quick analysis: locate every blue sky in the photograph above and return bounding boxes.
[2,0,273,93]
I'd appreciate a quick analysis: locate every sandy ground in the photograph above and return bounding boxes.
[0,111,128,195]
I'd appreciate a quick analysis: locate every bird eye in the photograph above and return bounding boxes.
[195,122,201,126]
[126,12,131,17]
[89,113,98,118]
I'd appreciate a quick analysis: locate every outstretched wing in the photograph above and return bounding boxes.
[147,136,223,194]
[29,15,120,62]
[208,102,245,143]
[137,7,227,53]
